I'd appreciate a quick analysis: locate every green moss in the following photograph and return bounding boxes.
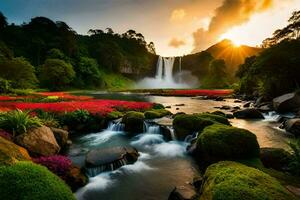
[197,124,259,165]
[122,111,145,134]
[106,111,124,120]
[0,162,75,200]
[211,111,226,117]
[0,137,31,166]
[173,113,230,141]
[200,161,297,200]
[144,109,172,119]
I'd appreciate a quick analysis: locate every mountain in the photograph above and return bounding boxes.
[206,39,262,73]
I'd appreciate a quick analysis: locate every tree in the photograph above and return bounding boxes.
[38,59,75,90]
[203,59,228,88]
[262,10,300,47]
[0,57,38,88]
[74,57,102,87]
[0,12,8,30]
[47,48,66,60]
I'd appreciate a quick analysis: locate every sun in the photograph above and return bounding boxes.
[231,40,242,47]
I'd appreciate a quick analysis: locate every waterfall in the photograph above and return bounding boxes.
[178,57,182,83]
[137,56,190,89]
[108,120,124,132]
[86,157,129,177]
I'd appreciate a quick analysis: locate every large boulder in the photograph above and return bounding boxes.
[122,111,145,134]
[260,147,292,172]
[196,124,260,165]
[0,137,31,165]
[16,125,60,156]
[284,118,300,136]
[233,108,264,119]
[173,113,230,141]
[85,146,139,176]
[50,127,69,148]
[273,92,300,113]
[0,162,75,200]
[200,161,296,200]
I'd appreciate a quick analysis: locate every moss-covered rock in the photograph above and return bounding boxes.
[122,111,145,134]
[0,137,31,166]
[173,113,230,141]
[0,162,75,200]
[211,111,226,117]
[144,109,172,119]
[200,161,296,200]
[196,124,259,165]
[260,147,292,172]
[106,111,124,120]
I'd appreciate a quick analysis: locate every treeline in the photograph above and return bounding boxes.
[0,13,156,91]
[236,10,300,99]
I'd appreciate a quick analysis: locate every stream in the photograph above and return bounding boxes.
[68,92,295,200]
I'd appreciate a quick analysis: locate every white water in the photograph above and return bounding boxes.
[137,56,191,89]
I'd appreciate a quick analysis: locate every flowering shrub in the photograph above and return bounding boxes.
[166,89,233,97]
[0,100,153,115]
[33,155,72,178]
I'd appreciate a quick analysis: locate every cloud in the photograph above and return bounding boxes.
[192,0,274,52]
[170,9,186,22]
[169,37,186,48]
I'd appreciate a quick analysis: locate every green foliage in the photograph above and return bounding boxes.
[200,161,297,200]
[0,109,42,136]
[173,113,230,140]
[236,40,300,98]
[152,103,165,109]
[100,71,134,89]
[38,59,75,90]
[0,78,11,93]
[202,59,229,88]
[0,57,38,88]
[60,109,90,125]
[0,162,75,200]
[35,110,60,128]
[196,124,260,165]
[288,139,300,176]
[74,57,102,88]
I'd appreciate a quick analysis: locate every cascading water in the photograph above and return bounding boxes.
[137,56,190,89]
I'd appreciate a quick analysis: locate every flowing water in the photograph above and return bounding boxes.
[69,121,199,200]
[137,56,192,89]
[69,93,295,199]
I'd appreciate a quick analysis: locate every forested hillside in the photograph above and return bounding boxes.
[0,13,157,91]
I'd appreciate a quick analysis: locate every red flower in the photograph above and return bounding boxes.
[0,100,153,115]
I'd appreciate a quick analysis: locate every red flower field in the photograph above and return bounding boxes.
[0,100,153,115]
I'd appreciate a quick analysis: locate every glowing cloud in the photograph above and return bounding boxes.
[192,0,274,52]
[170,9,186,22]
[168,38,186,48]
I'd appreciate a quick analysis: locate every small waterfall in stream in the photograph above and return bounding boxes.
[137,56,191,89]
[107,120,124,132]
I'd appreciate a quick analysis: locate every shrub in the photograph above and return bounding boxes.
[196,124,260,165]
[0,162,75,200]
[200,161,296,200]
[33,155,72,178]
[35,110,60,128]
[0,109,42,136]
[60,109,91,125]
[0,78,11,93]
